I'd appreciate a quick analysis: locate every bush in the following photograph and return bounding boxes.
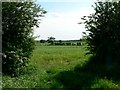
[77,42,81,46]
[66,42,71,46]
[81,2,120,65]
[2,2,46,76]
[3,51,28,76]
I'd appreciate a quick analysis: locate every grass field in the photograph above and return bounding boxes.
[2,43,120,89]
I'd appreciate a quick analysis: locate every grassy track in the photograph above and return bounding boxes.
[2,44,120,88]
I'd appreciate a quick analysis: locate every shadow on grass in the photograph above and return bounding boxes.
[52,56,120,89]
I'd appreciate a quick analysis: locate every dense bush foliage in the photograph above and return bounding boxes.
[2,2,46,76]
[81,2,120,67]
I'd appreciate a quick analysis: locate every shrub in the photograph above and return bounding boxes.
[2,2,46,76]
[81,2,120,66]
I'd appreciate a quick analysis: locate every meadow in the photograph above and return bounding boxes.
[2,43,120,89]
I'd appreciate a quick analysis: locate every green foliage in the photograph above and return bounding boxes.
[40,39,46,43]
[38,40,82,46]
[47,36,56,45]
[2,2,46,76]
[81,2,120,63]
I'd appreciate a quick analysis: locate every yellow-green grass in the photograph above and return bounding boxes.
[2,44,120,89]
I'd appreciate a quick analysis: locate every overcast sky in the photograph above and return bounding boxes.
[34,0,96,40]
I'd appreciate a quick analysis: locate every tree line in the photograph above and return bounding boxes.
[39,37,83,46]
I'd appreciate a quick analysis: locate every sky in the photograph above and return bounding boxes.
[34,0,96,40]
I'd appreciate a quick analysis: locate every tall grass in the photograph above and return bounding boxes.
[2,44,120,89]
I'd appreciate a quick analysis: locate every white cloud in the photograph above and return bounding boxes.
[34,4,94,40]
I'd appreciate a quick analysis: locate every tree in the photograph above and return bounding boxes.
[80,1,120,67]
[2,2,46,76]
[59,40,62,44]
[40,39,46,43]
[47,36,55,45]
